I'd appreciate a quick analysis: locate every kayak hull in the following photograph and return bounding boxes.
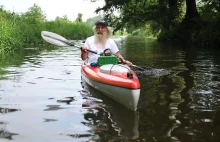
[81,64,140,111]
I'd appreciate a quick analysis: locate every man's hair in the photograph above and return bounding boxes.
[93,26,112,38]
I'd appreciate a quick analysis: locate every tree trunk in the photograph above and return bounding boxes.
[184,0,199,20]
[168,0,178,28]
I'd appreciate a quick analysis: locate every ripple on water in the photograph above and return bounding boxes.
[57,97,75,105]
[0,129,19,140]
[44,105,64,111]
[65,133,98,141]
[134,67,171,77]
[43,118,58,122]
[0,107,21,114]
[188,89,213,95]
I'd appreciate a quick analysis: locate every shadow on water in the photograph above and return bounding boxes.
[80,80,139,141]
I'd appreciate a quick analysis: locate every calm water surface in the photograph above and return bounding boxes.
[0,37,220,142]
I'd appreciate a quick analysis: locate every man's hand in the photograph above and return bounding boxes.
[81,46,88,53]
[123,59,132,66]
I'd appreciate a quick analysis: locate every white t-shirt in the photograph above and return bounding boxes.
[84,36,119,63]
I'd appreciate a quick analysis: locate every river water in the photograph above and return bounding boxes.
[0,37,220,142]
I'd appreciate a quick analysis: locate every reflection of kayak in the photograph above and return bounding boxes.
[81,57,140,111]
[82,84,140,139]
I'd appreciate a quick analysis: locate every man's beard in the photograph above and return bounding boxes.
[95,31,108,44]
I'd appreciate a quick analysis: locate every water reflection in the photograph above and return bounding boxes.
[174,48,220,141]
[0,109,19,140]
[81,81,139,141]
[0,107,20,114]
[0,129,18,140]
[134,67,171,77]
[1,37,220,141]
[44,105,64,111]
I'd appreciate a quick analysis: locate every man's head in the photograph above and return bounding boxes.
[93,19,112,44]
[95,19,108,27]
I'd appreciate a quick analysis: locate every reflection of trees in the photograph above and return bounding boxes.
[0,48,56,83]
[0,53,24,81]
[169,71,186,115]
[137,76,172,141]
[167,71,185,138]
[119,36,152,65]
[164,49,191,141]
[0,69,8,80]
[137,50,187,141]
[108,36,220,141]
[176,50,220,141]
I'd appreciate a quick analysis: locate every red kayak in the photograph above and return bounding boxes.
[81,56,140,111]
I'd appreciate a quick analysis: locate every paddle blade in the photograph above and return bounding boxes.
[41,31,69,46]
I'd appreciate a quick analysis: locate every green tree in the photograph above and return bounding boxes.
[95,0,184,34]
[20,4,46,44]
[94,0,215,44]
[75,13,83,23]
[22,3,46,23]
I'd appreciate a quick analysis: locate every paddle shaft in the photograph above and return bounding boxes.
[131,64,146,71]
[118,58,145,71]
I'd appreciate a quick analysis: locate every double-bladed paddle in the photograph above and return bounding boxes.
[41,31,98,55]
[41,31,146,71]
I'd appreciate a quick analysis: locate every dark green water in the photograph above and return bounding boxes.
[0,37,220,142]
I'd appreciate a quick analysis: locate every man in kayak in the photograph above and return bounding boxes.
[81,19,132,66]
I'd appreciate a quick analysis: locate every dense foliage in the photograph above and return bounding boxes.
[1,0,220,55]
[94,0,220,46]
[0,4,93,55]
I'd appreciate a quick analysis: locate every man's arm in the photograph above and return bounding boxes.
[114,51,132,66]
[81,46,88,60]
